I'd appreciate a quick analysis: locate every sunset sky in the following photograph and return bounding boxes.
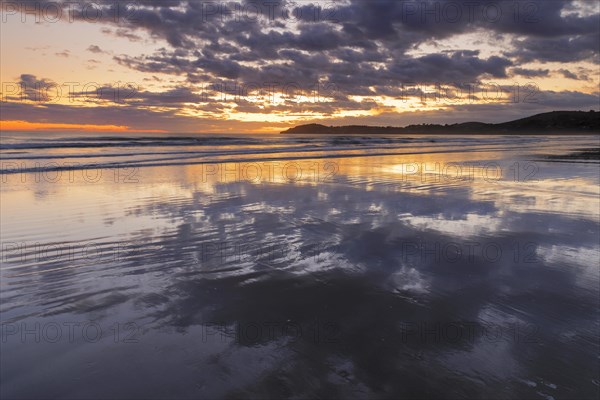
[1,0,599,133]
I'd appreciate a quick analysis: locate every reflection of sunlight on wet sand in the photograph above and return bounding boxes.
[470,177,600,221]
[0,179,190,244]
[3,146,598,250]
[333,153,600,221]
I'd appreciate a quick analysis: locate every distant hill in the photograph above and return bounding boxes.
[281,111,600,135]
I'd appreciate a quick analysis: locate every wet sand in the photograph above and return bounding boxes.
[1,134,599,399]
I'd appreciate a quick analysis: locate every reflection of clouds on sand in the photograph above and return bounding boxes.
[469,177,600,220]
[387,266,429,294]
[536,244,600,291]
[405,213,503,237]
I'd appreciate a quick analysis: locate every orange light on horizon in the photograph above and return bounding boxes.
[0,120,167,133]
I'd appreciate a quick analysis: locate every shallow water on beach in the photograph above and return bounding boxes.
[1,134,599,399]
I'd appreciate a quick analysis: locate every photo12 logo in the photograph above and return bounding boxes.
[392,161,539,183]
[1,2,139,24]
[398,240,540,264]
[399,321,540,344]
[394,1,541,24]
[1,163,139,184]
[0,319,342,345]
[1,81,139,103]
[1,321,141,344]
[197,161,339,183]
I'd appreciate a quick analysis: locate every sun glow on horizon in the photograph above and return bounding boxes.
[0,120,167,133]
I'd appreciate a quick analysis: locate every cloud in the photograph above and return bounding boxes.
[2,74,598,132]
[87,45,106,54]
[3,0,599,130]
[508,33,600,63]
[14,74,58,101]
[100,27,143,42]
[511,68,550,78]
[69,0,595,100]
[558,69,580,80]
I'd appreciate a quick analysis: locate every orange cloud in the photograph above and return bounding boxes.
[0,120,166,133]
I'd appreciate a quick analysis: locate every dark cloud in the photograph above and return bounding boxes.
[18,1,598,82]
[73,0,596,101]
[87,45,106,54]
[507,33,600,63]
[511,67,550,78]
[558,69,582,80]
[14,74,58,101]
[101,28,143,42]
[532,90,600,109]
[387,52,513,82]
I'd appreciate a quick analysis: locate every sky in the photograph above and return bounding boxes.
[1,0,599,133]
